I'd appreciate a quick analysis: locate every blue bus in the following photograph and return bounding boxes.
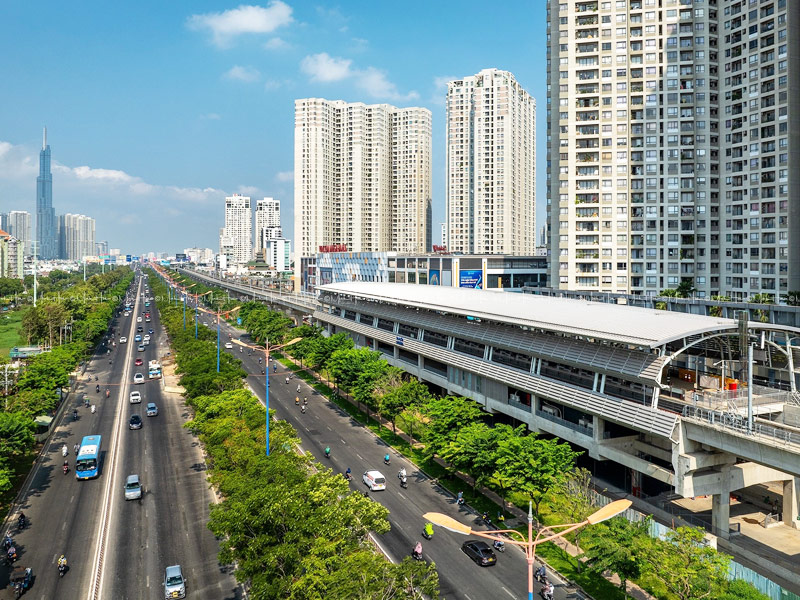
[76,435,102,480]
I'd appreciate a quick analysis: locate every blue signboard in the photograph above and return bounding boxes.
[132,256,140,261]
[396,336,404,346]
[126,255,132,262]
[104,259,111,264]
[237,317,242,325]
[429,269,440,286]
[459,269,483,289]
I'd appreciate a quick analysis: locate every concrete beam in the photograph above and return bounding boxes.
[596,443,675,485]
[633,440,672,463]
[683,421,800,479]
[682,462,790,497]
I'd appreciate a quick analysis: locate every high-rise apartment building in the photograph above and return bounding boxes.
[8,211,32,256]
[219,194,252,267]
[294,98,432,283]
[36,127,58,259]
[446,69,536,255]
[96,240,109,256]
[392,107,432,254]
[58,213,96,260]
[255,197,282,254]
[265,238,291,272]
[547,0,798,300]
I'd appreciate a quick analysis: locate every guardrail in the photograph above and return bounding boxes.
[682,405,800,450]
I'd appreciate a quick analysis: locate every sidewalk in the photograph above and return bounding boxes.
[276,350,657,600]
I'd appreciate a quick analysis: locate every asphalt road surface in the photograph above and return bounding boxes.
[0,273,239,600]
[214,315,585,600]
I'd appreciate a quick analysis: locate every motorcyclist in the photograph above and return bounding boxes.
[535,565,547,583]
[285,377,289,384]
[17,513,26,530]
[324,446,331,458]
[63,460,69,474]
[493,539,505,551]
[2,532,12,550]
[543,582,554,600]
[95,384,100,393]
[398,467,406,480]
[62,444,68,457]
[295,396,300,405]
[58,554,67,570]
[258,357,262,364]
[423,522,434,539]
[457,490,464,505]
[73,409,78,420]
[91,404,96,414]
[303,397,308,405]
[412,541,423,560]
[344,467,352,480]
[6,544,17,562]
[384,453,390,465]
[105,389,110,398]
[300,405,306,414]
[297,384,301,393]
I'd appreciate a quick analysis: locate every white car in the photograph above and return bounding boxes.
[133,373,145,384]
[120,336,128,343]
[129,391,142,403]
[137,316,142,323]
[143,335,150,342]
[224,342,233,349]
[362,470,386,491]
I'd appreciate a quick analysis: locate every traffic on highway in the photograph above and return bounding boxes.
[1,272,239,600]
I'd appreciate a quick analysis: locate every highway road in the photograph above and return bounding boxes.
[213,314,585,600]
[1,273,238,600]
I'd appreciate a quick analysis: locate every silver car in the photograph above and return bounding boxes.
[124,474,142,500]
[164,564,186,598]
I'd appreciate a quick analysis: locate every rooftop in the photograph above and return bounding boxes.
[318,282,740,348]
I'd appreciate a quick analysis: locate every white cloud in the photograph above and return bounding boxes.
[67,165,137,183]
[275,171,293,182]
[237,185,260,195]
[224,65,261,82]
[300,52,418,101]
[300,52,352,82]
[200,112,221,120]
[188,1,293,47]
[264,37,289,50]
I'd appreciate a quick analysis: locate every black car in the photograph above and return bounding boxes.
[129,414,143,430]
[461,540,497,566]
[148,328,154,334]
[137,326,144,332]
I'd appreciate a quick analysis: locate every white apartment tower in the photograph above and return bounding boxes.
[547,0,799,300]
[219,194,252,266]
[8,211,32,256]
[255,197,282,254]
[446,68,536,255]
[58,213,95,260]
[294,98,432,282]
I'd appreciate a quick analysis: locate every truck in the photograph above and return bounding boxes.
[148,360,162,379]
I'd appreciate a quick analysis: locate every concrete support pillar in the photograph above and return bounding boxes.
[711,464,732,540]
[783,477,800,529]
[593,415,606,442]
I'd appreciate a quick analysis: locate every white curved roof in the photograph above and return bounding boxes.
[318,282,739,348]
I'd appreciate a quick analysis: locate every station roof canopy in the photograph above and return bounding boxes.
[318,282,741,349]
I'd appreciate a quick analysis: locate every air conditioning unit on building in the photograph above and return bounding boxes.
[541,404,562,418]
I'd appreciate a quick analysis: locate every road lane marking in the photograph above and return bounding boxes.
[502,586,516,598]
[87,277,142,600]
[70,495,75,503]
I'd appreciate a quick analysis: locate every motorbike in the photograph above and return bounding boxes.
[105,389,110,398]
[422,524,433,540]
[411,543,424,561]
[535,569,547,585]
[58,562,67,578]
[73,410,78,421]
[91,405,96,414]
[63,463,70,475]
[300,405,306,414]
[384,455,391,466]
[493,539,505,553]
[95,384,100,393]
[17,515,27,530]
[399,475,408,489]
[295,397,300,406]
[61,444,68,457]
[10,566,32,598]
[324,448,331,459]
[285,377,289,384]
[2,535,13,551]
[539,585,554,600]
[6,546,18,564]
[344,471,352,481]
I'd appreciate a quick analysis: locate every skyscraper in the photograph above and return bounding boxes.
[254,197,282,255]
[36,127,57,259]
[219,194,252,267]
[547,0,798,300]
[294,98,432,283]
[446,69,536,255]
[8,211,32,256]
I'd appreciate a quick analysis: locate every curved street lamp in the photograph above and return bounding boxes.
[424,498,632,600]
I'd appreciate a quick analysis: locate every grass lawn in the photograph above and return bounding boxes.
[0,310,23,356]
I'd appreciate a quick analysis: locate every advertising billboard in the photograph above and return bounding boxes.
[428,269,440,286]
[459,269,483,289]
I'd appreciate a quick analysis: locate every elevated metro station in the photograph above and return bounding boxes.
[315,282,800,542]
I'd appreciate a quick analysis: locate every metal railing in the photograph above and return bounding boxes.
[682,405,800,450]
[535,409,594,437]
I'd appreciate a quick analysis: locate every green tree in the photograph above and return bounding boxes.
[380,377,430,433]
[676,279,696,298]
[709,295,731,318]
[583,516,647,592]
[719,579,771,600]
[421,395,486,461]
[644,526,731,600]
[781,291,800,307]
[0,412,35,461]
[493,432,580,516]
[439,421,501,492]
[558,467,596,555]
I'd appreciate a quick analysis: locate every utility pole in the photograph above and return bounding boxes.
[33,240,38,307]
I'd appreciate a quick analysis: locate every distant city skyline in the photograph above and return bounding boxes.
[0,2,545,253]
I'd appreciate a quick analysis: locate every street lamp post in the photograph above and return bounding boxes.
[258,336,301,456]
[425,499,631,600]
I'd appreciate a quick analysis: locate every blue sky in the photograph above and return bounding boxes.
[0,1,546,255]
